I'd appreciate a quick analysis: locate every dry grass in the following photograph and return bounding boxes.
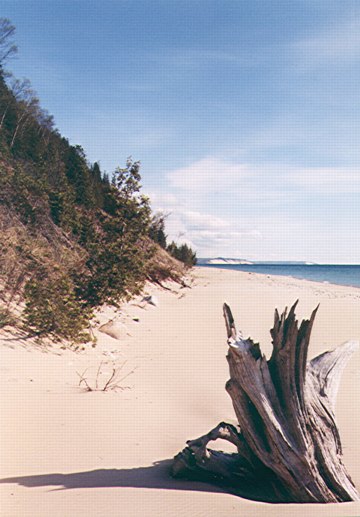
[146,243,186,285]
[76,361,138,392]
[0,204,87,317]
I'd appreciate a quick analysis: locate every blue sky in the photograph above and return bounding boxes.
[2,0,360,263]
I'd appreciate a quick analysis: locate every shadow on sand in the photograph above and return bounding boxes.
[0,459,281,502]
[0,460,226,494]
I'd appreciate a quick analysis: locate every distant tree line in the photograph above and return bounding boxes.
[0,18,196,342]
[149,214,197,267]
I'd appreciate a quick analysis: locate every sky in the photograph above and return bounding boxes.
[2,0,360,263]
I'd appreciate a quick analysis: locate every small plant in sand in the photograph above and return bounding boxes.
[76,360,137,392]
[0,306,16,328]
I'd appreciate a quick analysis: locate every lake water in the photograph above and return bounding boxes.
[198,264,360,288]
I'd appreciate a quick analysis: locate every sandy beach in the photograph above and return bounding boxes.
[1,267,360,517]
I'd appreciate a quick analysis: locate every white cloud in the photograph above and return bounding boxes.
[147,197,264,257]
[148,156,360,262]
[167,157,360,199]
[167,157,249,192]
[182,210,229,230]
[147,191,179,211]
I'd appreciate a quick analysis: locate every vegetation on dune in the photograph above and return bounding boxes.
[0,18,196,342]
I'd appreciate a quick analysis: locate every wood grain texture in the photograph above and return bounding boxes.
[172,303,359,503]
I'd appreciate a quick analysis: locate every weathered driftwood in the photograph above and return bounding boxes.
[172,302,359,503]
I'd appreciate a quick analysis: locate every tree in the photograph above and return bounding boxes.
[172,302,359,503]
[0,18,17,67]
[167,241,197,267]
[89,162,105,209]
[9,81,39,149]
[112,157,142,199]
[78,158,153,306]
[149,212,167,249]
[64,145,95,207]
[35,107,55,146]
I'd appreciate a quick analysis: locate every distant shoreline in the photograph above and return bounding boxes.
[197,263,360,289]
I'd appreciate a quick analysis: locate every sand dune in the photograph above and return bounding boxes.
[1,267,360,516]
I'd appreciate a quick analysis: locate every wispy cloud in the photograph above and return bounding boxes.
[142,13,360,78]
[148,156,360,260]
[166,157,360,198]
[146,48,252,69]
[292,14,360,68]
[227,104,360,166]
[167,157,249,192]
[290,167,360,193]
[149,206,262,257]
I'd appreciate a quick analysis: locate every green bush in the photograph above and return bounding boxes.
[0,307,15,328]
[23,274,92,343]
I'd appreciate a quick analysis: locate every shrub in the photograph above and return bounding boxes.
[0,306,15,328]
[23,274,92,343]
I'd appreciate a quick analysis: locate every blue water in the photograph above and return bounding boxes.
[198,264,360,288]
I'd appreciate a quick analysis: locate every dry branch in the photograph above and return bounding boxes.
[76,361,137,392]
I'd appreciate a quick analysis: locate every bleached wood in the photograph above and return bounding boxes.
[172,303,359,503]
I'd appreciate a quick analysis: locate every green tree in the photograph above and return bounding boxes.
[149,212,167,249]
[79,158,153,306]
[64,145,95,207]
[167,241,197,267]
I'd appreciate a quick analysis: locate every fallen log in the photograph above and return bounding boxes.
[172,302,359,503]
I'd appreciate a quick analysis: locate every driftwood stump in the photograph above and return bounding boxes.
[172,302,359,503]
